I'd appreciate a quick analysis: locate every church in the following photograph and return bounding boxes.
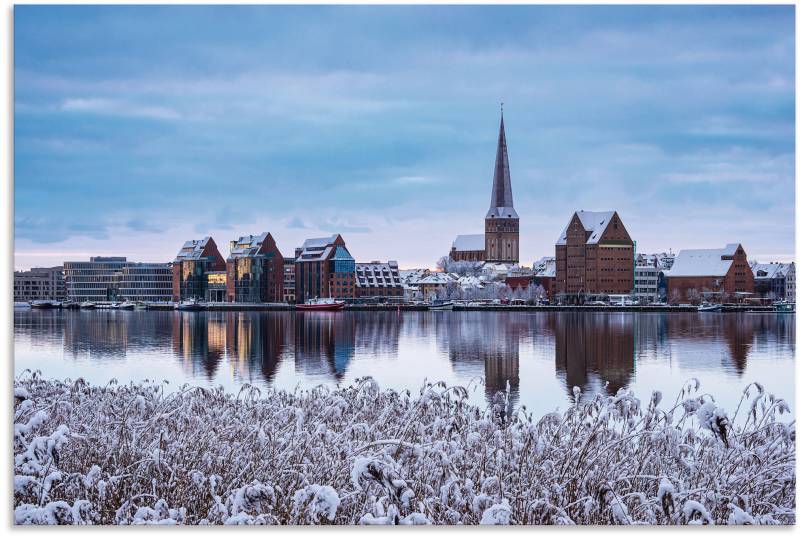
[449,109,520,264]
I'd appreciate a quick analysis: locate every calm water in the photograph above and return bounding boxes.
[14,310,795,417]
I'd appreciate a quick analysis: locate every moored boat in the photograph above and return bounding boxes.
[14,301,31,309]
[177,299,204,311]
[428,300,454,311]
[31,300,61,309]
[295,298,345,311]
[79,301,96,309]
[697,302,722,312]
[774,301,795,314]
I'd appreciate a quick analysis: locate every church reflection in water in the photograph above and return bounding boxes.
[30,309,791,405]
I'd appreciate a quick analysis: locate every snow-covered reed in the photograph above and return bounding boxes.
[14,371,795,525]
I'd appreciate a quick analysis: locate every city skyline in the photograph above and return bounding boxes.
[14,5,795,270]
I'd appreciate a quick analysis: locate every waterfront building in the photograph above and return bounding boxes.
[554,211,635,303]
[63,257,171,302]
[531,256,556,300]
[172,237,226,302]
[117,263,173,302]
[283,257,296,303]
[417,272,458,301]
[633,265,660,303]
[665,243,754,303]
[206,271,227,302]
[14,266,65,302]
[355,261,404,303]
[450,234,486,262]
[448,109,520,264]
[225,232,284,303]
[294,234,356,303]
[751,262,795,302]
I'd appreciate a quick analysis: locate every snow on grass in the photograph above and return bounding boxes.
[13,371,795,525]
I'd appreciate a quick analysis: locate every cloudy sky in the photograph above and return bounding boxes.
[14,5,795,269]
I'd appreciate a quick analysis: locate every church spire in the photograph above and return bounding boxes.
[486,105,518,219]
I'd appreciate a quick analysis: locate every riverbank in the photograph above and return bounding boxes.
[14,374,794,525]
[22,302,784,313]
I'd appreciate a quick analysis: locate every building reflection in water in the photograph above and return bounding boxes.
[294,312,356,381]
[172,312,224,378]
[437,312,521,411]
[554,312,635,400]
[225,312,289,383]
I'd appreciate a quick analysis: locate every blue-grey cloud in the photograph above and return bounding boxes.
[13,5,795,268]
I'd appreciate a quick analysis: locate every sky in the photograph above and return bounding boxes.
[13,5,796,270]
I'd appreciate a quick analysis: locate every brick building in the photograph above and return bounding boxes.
[355,261,404,302]
[554,211,634,303]
[225,232,284,303]
[294,234,356,303]
[172,237,226,302]
[666,243,754,303]
[450,234,486,262]
[448,109,519,264]
[283,257,296,303]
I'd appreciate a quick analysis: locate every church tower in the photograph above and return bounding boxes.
[484,107,519,264]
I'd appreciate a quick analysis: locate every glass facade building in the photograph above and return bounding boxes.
[63,257,172,302]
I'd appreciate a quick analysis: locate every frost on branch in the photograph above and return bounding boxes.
[12,373,796,525]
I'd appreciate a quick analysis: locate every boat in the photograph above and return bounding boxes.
[177,298,204,311]
[63,301,81,310]
[697,302,722,312]
[79,301,96,309]
[428,300,454,311]
[31,300,61,309]
[774,301,795,314]
[14,302,31,309]
[117,301,136,310]
[296,298,345,311]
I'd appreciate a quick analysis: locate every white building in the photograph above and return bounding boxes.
[634,265,660,303]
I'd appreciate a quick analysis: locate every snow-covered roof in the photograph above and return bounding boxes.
[457,275,484,289]
[229,232,270,259]
[296,235,344,263]
[452,234,484,252]
[532,257,556,278]
[356,261,402,288]
[668,244,742,277]
[556,211,616,245]
[751,262,793,280]
[418,272,457,285]
[174,237,212,261]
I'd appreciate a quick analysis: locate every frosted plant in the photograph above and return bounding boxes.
[12,370,796,525]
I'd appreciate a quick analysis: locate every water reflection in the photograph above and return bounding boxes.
[13,310,794,413]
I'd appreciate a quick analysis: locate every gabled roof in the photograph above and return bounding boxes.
[556,211,616,245]
[295,234,344,263]
[486,111,518,219]
[229,232,271,259]
[174,236,213,262]
[668,244,742,277]
[452,234,485,252]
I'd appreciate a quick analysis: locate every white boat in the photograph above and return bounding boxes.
[177,299,204,311]
[698,302,722,312]
[296,297,345,311]
[79,301,96,309]
[14,302,31,309]
[428,301,454,311]
[118,301,135,310]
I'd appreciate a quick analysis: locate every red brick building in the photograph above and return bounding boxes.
[225,232,284,303]
[294,234,356,303]
[172,236,226,302]
[666,243,754,303]
[554,211,634,303]
[450,234,486,262]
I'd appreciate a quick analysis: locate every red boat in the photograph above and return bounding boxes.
[295,298,346,311]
